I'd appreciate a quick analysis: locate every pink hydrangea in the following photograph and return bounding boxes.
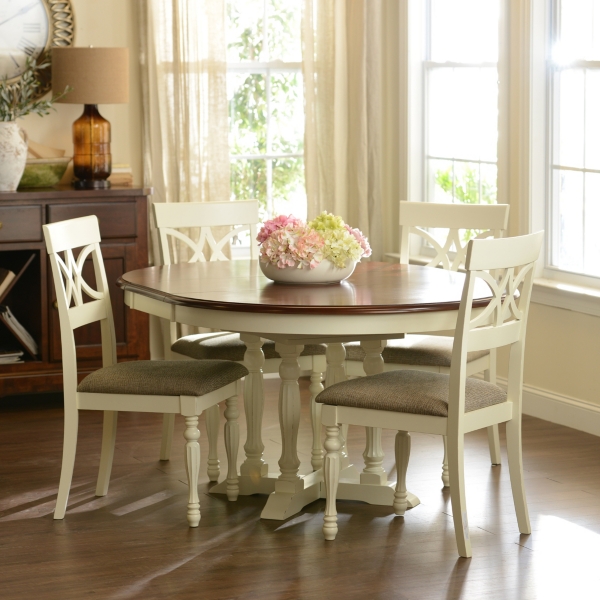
[260,225,325,269]
[257,214,304,244]
[344,224,372,258]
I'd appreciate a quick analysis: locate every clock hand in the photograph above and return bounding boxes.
[9,54,21,68]
[0,1,39,28]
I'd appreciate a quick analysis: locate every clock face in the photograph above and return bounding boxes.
[0,0,50,82]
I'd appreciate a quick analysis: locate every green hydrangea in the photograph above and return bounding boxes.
[308,212,346,233]
[306,212,363,268]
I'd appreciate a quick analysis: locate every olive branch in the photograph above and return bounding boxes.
[0,57,71,122]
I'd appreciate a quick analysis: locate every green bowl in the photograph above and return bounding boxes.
[18,158,71,188]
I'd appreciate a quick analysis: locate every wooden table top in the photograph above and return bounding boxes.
[118,260,492,316]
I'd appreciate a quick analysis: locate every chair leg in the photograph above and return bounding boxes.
[487,425,502,466]
[441,436,450,488]
[309,371,324,471]
[224,396,240,501]
[95,410,118,497]
[394,431,410,516]
[159,318,176,461]
[484,360,502,465]
[447,434,472,558]
[205,404,221,481]
[54,406,79,520]
[506,417,531,534]
[183,416,201,527]
[159,414,175,461]
[323,425,341,540]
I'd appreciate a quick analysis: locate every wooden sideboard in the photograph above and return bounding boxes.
[0,187,151,397]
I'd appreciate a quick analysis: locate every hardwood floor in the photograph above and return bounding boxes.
[1,378,600,599]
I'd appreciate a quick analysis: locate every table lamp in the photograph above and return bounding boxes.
[51,47,129,190]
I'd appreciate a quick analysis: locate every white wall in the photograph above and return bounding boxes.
[19,0,143,183]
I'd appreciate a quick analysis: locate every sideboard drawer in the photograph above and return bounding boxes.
[0,205,43,242]
[48,202,138,239]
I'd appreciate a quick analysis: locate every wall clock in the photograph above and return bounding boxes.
[0,0,75,98]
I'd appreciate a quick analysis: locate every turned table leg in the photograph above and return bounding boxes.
[275,343,304,485]
[239,333,268,479]
[361,339,388,485]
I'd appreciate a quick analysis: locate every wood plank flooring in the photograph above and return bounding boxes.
[1,378,600,599]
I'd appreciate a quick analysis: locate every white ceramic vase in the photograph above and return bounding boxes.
[259,258,357,284]
[0,122,28,192]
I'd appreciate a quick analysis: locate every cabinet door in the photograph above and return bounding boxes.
[48,243,148,363]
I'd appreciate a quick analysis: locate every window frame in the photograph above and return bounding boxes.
[226,3,305,220]
[400,0,508,262]
[398,0,600,315]
[541,0,600,288]
[421,0,507,211]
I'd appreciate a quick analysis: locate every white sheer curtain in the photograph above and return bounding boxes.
[302,0,385,260]
[139,0,230,354]
[140,0,230,255]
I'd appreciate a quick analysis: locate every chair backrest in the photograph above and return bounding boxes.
[449,231,543,419]
[399,201,510,271]
[153,200,260,265]
[43,216,117,395]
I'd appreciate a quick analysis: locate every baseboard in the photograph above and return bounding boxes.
[496,376,600,437]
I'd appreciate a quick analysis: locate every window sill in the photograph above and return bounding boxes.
[387,253,600,317]
[532,278,600,318]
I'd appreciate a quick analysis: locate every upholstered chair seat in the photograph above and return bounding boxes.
[317,370,506,417]
[344,335,489,368]
[172,332,326,362]
[78,359,248,397]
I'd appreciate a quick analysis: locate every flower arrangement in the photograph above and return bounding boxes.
[257,212,372,269]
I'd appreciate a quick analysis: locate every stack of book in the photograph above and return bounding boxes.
[108,164,133,187]
[0,350,24,364]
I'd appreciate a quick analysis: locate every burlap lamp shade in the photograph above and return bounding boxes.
[52,47,129,190]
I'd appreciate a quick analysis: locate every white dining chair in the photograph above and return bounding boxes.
[44,215,248,527]
[319,231,542,557]
[345,201,510,485]
[153,201,328,478]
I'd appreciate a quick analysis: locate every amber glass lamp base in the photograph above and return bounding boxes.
[72,104,112,190]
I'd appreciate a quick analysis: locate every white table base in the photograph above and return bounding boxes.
[210,337,421,520]
[210,468,420,520]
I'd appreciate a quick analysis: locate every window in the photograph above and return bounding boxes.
[548,0,600,279]
[227,0,306,221]
[425,0,501,210]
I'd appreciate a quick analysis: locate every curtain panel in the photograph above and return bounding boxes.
[139,0,230,261]
[302,0,385,261]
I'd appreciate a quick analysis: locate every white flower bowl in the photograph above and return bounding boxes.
[259,258,356,284]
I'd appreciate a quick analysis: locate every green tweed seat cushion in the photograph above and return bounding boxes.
[171,332,326,362]
[316,370,506,417]
[77,360,249,397]
[344,335,489,367]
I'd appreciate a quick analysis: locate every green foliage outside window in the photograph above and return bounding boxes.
[227,1,304,215]
[434,164,497,241]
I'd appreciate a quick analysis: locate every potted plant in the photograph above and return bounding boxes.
[0,59,70,192]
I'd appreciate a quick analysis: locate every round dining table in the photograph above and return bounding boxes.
[117,260,492,520]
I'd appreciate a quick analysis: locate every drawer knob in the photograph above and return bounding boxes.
[0,222,3,229]
[53,300,58,309]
